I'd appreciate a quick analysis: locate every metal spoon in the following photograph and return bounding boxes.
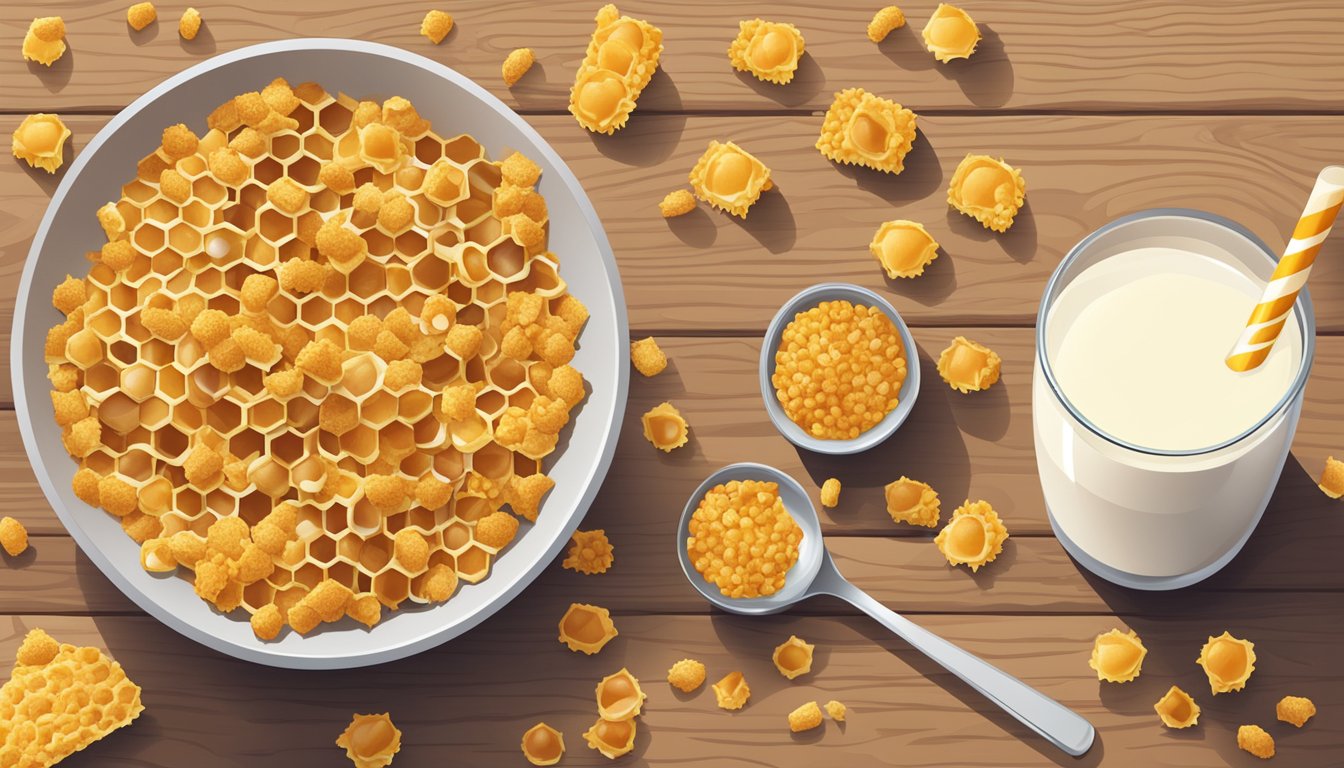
[677,462,1096,757]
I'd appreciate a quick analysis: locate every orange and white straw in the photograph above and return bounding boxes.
[1227,166,1344,372]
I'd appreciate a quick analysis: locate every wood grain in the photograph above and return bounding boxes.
[5,1,1344,114]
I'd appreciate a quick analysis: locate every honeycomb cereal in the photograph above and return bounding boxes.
[583,716,636,759]
[42,85,589,639]
[659,189,696,218]
[336,713,401,768]
[689,140,772,219]
[559,603,618,654]
[179,7,202,40]
[1319,455,1343,498]
[772,300,907,439]
[596,668,647,721]
[773,635,815,679]
[687,479,802,599]
[884,476,940,527]
[934,500,1008,572]
[1237,724,1274,760]
[922,3,980,62]
[728,19,805,85]
[937,336,1002,393]
[127,2,157,31]
[868,6,906,42]
[630,336,667,377]
[1276,695,1316,727]
[0,629,144,764]
[711,670,750,710]
[420,10,454,44]
[570,4,663,134]
[642,401,688,452]
[12,113,72,173]
[667,658,706,692]
[0,516,28,557]
[21,16,66,66]
[819,477,841,508]
[825,699,847,721]
[1088,628,1147,683]
[788,701,823,733]
[521,722,565,766]
[563,528,614,575]
[503,48,537,87]
[948,154,1026,232]
[870,220,939,278]
[1197,631,1256,694]
[817,88,918,175]
[1153,685,1200,729]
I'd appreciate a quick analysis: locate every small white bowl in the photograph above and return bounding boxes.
[759,283,920,454]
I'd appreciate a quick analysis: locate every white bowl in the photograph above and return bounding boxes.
[11,39,629,669]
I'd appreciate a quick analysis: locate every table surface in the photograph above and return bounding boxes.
[3,2,1343,766]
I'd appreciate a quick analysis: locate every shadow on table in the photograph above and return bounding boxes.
[947,197,1039,264]
[585,68,686,167]
[732,51,825,108]
[27,44,74,93]
[830,131,944,205]
[878,24,1014,109]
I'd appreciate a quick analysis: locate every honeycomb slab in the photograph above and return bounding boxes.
[817,88,918,175]
[728,19,805,85]
[570,4,663,134]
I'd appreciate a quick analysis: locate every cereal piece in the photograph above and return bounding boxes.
[393,528,430,572]
[296,340,343,385]
[373,329,409,361]
[100,240,137,271]
[378,193,415,233]
[788,701,823,733]
[558,602,618,654]
[1276,695,1316,727]
[383,360,423,391]
[49,363,80,393]
[773,635,815,679]
[336,713,402,768]
[317,214,369,273]
[159,168,191,203]
[161,123,199,159]
[188,308,230,348]
[948,154,1026,232]
[728,19,805,85]
[250,604,284,641]
[420,563,459,602]
[267,177,310,215]
[667,658,706,693]
[346,594,382,628]
[773,300,907,439]
[318,162,356,195]
[933,499,1008,572]
[475,510,520,550]
[507,213,545,248]
[22,16,66,66]
[72,467,102,506]
[261,77,299,116]
[1237,724,1275,760]
[50,389,88,426]
[420,10,454,44]
[381,97,428,137]
[884,476,940,527]
[0,516,29,557]
[506,473,555,522]
[825,700,847,721]
[868,6,906,42]
[937,336,1002,393]
[563,529,614,575]
[870,220,939,278]
[640,401,689,452]
[689,141,772,219]
[127,2,157,31]
[11,113,72,173]
[279,257,329,294]
[630,337,667,377]
[1197,631,1256,694]
[521,722,565,766]
[263,367,305,399]
[207,99,241,133]
[1,629,144,765]
[229,126,267,157]
[97,202,126,241]
[439,382,480,421]
[179,7,202,40]
[687,479,802,599]
[659,189,696,218]
[569,4,664,132]
[503,48,536,86]
[1089,629,1147,683]
[207,147,249,186]
[363,474,406,511]
[596,668,646,721]
[923,3,980,62]
[1319,455,1344,498]
[99,476,140,517]
[352,183,383,216]
[582,716,636,760]
[1153,685,1200,729]
[712,671,750,710]
[817,88,918,175]
[820,477,841,508]
[444,323,483,359]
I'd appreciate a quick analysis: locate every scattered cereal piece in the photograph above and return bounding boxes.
[1197,631,1256,694]
[336,713,402,768]
[583,716,636,760]
[884,476,940,527]
[1276,695,1316,728]
[420,10,454,44]
[948,154,1026,232]
[712,671,751,710]
[773,635,815,679]
[922,3,980,62]
[687,479,802,599]
[728,19,805,85]
[689,140,772,218]
[1237,724,1275,760]
[1089,629,1147,683]
[22,16,66,66]
[642,401,689,452]
[559,602,618,654]
[503,48,536,86]
[521,722,565,766]
[825,699,847,721]
[817,88,918,175]
[667,658,707,693]
[1319,455,1343,498]
[659,189,697,218]
[11,113,72,173]
[179,7,202,40]
[820,477,841,508]
[630,336,667,377]
[937,336,1002,393]
[1153,685,1200,729]
[251,603,284,641]
[934,499,1008,572]
[868,6,906,42]
[596,668,647,721]
[0,516,29,557]
[127,2,158,31]
[563,529,614,575]
[788,701,823,732]
[570,5,663,134]
[870,220,939,278]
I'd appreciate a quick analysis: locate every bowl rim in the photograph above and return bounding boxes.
[11,38,630,668]
[758,282,920,455]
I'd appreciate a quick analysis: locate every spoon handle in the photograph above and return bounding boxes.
[819,569,1095,756]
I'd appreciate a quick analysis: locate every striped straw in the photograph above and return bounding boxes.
[1227,166,1344,372]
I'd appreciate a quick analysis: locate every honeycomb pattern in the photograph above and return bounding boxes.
[43,80,588,639]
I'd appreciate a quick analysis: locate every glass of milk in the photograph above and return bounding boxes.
[1034,210,1315,590]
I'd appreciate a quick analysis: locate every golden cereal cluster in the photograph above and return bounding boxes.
[686,479,803,599]
[42,80,590,640]
[771,300,907,440]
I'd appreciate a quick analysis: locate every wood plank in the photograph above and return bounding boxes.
[5,1,1344,114]
[5,115,1344,346]
[1,603,1338,767]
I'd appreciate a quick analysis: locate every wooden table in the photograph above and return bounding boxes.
[3,2,1343,765]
